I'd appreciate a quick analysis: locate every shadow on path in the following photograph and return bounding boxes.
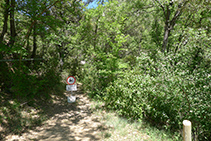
[4,85,105,141]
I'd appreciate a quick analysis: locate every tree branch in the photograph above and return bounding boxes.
[154,0,166,17]
[170,0,189,30]
[19,0,64,65]
[24,0,64,44]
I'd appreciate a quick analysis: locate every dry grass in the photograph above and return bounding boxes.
[90,101,180,141]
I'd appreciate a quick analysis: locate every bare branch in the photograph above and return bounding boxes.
[154,0,166,16]
[170,0,189,30]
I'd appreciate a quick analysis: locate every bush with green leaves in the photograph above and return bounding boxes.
[6,55,63,100]
[103,51,211,140]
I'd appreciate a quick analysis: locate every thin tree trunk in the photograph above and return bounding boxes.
[31,21,37,59]
[162,24,170,52]
[93,17,99,50]
[26,35,30,55]
[0,0,9,44]
[8,0,16,47]
[161,5,170,52]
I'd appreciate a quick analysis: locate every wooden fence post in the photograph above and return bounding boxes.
[183,120,191,141]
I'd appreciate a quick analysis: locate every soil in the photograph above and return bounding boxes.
[3,87,105,141]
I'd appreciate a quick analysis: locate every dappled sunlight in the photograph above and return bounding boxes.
[4,87,106,141]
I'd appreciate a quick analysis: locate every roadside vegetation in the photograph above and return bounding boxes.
[78,1,211,140]
[0,0,210,140]
[91,101,180,141]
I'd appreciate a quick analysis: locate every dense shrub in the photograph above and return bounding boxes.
[1,57,63,100]
[104,74,145,119]
[103,51,211,140]
[81,58,118,97]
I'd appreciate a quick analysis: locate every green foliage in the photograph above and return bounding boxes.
[1,0,211,140]
[104,73,144,120]
[77,1,130,95]
[9,64,63,100]
[0,0,81,100]
[77,1,211,140]
[103,50,211,140]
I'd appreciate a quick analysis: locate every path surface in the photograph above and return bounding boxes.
[4,88,103,141]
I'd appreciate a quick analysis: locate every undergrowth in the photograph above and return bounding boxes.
[83,50,211,141]
[90,100,180,141]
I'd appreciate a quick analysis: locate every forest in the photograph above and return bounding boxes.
[0,0,210,140]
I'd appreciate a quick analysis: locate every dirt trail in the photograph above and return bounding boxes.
[4,87,104,141]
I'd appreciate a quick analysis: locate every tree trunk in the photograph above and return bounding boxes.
[31,21,37,59]
[161,5,171,52]
[162,24,170,52]
[157,0,188,53]
[0,0,9,44]
[93,17,99,50]
[8,0,16,47]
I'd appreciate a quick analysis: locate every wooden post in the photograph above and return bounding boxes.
[183,120,191,141]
